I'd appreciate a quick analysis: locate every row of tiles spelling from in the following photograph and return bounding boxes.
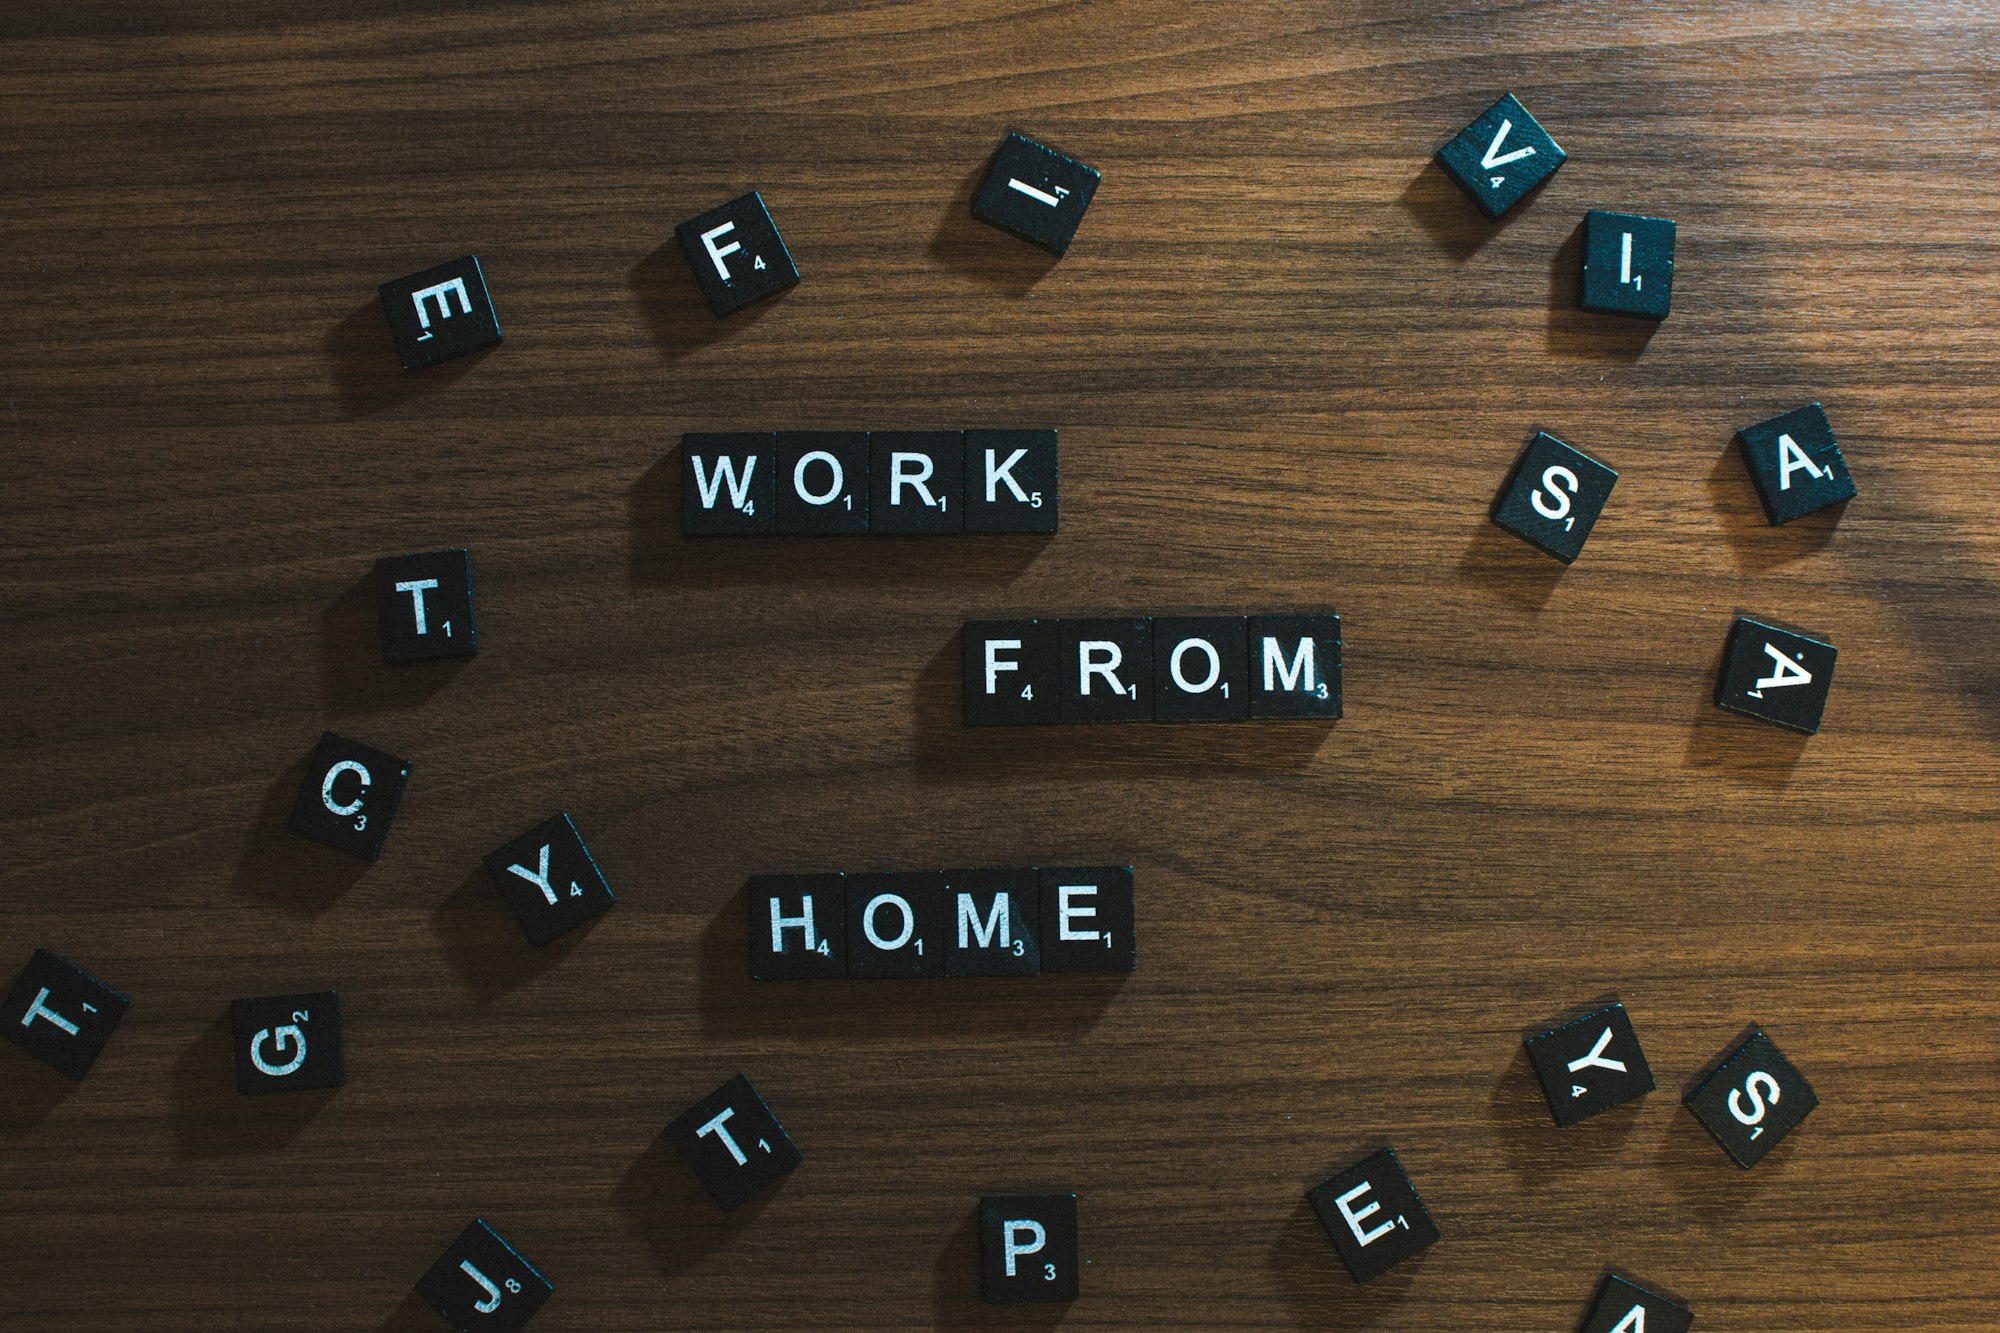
[681,429,1057,535]
[747,867,1133,979]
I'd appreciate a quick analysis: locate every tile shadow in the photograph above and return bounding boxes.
[170,1010,335,1159]
[627,238,785,362]
[324,297,490,421]
[429,868,597,1008]
[320,568,470,715]
[230,756,372,917]
[1544,218,1660,362]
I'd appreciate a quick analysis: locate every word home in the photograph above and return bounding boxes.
[963,614,1340,725]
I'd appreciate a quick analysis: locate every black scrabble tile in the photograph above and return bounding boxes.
[1714,617,1837,735]
[379,255,502,372]
[1434,92,1567,220]
[414,1218,553,1332]
[1735,402,1856,525]
[1684,1028,1819,1168]
[482,813,616,948]
[846,872,945,978]
[1578,1273,1694,1333]
[942,868,1040,977]
[748,873,848,980]
[1579,210,1675,320]
[1247,614,1342,719]
[682,433,778,535]
[665,1072,802,1212]
[776,431,869,534]
[287,731,411,861]
[376,548,477,663]
[1037,866,1136,974]
[869,431,965,534]
[963,619,1061,726]
[970,132,1101,255]
[231,990,344,1094]
[1060,618,1154,723]
[1,948,130,1081]
[1307,1147,1440,1284]
[1524,1000,1655,1127]
[673,191,800,318]
[963,429,1058,533]
[979,1193,1079,1303]
[1152,616,1251,722]
[1491,432,1618,563]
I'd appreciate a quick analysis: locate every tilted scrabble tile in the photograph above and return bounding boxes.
[963,620,1061,726]
[1524,999,1655,1127]
[666,1073,802,1212]
[1490,432,1617,563]
[1307,1146,1440,1283]
[1684,1027,1819,1167]
[376,548,477,663]
[414,1218,552,1332]
[777,431,870,534]
[379,255,502,372]
[1736,402,1856,524]
[979,1193,1079,1303]
[231,990,344,1094]
[1579,210,1675,320]
[1,948,130,1081]
[966,615,1341,723]
[287,731,412,861]
[1578,1273,1694,1333]
[970,131,1101,254]
[1714,616,1836,734]
[1434,92,1567,220]
[845,872,946,979]
[482,813,617,948]
[942,868,1040,977]
[1037,866,1136,973]
[747,873,848,979]
[674,191,800,318]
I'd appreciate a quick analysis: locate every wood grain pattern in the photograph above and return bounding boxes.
[4,2,1998,1327]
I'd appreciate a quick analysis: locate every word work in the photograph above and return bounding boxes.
[749,865,1135,979]
[963,614,1340,725]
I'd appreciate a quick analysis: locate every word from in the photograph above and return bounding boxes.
[682,429,1057,535]
[963,614,1341,725]
[749,866,1135,979]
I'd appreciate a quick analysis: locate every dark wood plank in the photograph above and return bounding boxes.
[3,2,1997,1328]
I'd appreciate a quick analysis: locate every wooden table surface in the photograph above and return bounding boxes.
[5,2,1998,1328]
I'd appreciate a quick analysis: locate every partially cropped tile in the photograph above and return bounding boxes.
[747,873,847,980]
[414,1218,552,1332]
[1578,1272,1694,1333]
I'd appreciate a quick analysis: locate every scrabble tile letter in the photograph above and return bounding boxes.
[1578,1273,1694,1333]
[1684,1028,1819,1168]
[1579,210,1675,321]
[1,948,130,1081]
[1523,999,1655,1126]
[379,256,502,372]
[1490,432,1618,564]
[673,191,800,318]
[376,548,477,663]
[481,813,617,948]
[682,432,778,536]
[970,132,1101,255]
[1434,93,1567,220]
[869,431,965,535]
[845,873,945,978]
[747,873,847,980]
[1248,614,1342,719]
[666,1072,803,1212]
[963,429,1058,533]
[287,731,412,861]
[1307,1147,1440,1283]
[1037,866,1136,973]
[1735,402,1856,525]
[1152,616,1250,722]
[414,1218,553,1332]
[943,868,1040,977]
[962,620,1060,726]
[979,1193,1079,1303]
[776,431,869,534]
[1060,618,1154,723]
[1714,616,1837,734]
[231,990,345,1094]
